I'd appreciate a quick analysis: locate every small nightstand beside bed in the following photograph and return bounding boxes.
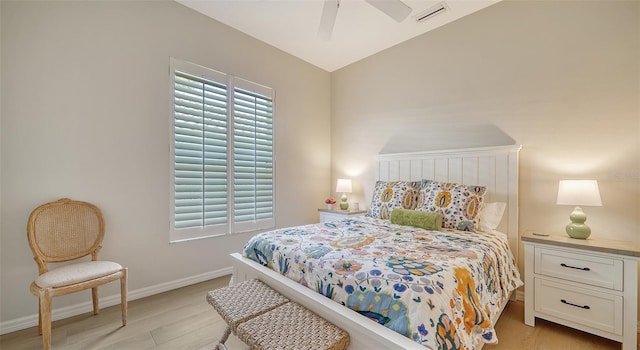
[522,231,639,350]
[231,145,522,350]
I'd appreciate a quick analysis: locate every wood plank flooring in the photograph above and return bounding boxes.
[0,276,633,349]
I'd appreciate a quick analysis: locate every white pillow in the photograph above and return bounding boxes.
[478,202,506,232]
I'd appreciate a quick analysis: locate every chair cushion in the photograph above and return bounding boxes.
[35,261,123,288]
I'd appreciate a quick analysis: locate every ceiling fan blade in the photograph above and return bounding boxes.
[365,0,412,22]
[318,0,339,41]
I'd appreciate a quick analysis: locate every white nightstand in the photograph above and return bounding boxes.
[317,209,366,223]
[522,231,639,350]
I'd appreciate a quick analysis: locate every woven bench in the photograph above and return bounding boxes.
[207,279,289,350]
[207,279,350,350]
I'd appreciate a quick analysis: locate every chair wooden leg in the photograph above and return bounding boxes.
[37,297,43,335]
[92,287,99,315]
[39,289,52,350]
[121,268,128,326]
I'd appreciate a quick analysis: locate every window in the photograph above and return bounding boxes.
[170,58,274,242]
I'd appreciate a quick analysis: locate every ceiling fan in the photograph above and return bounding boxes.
[318,0,412,40]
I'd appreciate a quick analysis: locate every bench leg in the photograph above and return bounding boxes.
[215,326,231,350]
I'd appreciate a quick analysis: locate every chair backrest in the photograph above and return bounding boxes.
[27,198,105,274]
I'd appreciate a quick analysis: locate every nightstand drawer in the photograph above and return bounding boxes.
[535,278,623,335]
[320,212,348,222]
[535,247,623,290]
[318,209,366,223]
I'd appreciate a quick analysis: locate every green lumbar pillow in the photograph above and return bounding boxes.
[390,209,443,231]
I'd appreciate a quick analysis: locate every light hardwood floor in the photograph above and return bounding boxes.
[1,276,633,350]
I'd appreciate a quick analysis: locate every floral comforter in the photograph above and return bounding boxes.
[242,216,522,350]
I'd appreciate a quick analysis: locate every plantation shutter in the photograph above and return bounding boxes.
[232,78,275,233]
[170,59,275,242]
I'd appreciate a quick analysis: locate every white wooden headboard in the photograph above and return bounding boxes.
[376,145,521,261]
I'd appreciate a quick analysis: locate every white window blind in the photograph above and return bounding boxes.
[170,59,275,242]
[232,83,274,232]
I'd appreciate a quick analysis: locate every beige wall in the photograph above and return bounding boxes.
[330,0,640,313]
[0,1,330,330]
[331,0,639,244]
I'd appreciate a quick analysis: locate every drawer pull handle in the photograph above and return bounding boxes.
[561,299,590,310]
[560,263,590,271]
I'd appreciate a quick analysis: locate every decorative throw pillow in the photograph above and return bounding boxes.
[478,202,506,232]
[366,181,422,220]
[390,209,443,231]
[418,181,487,231]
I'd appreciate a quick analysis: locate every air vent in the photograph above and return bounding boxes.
[415,2,448,23]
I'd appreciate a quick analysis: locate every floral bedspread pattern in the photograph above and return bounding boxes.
[243,216,522,350]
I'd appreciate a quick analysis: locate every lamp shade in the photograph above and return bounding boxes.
[335,179,352,193]
[556,180,602,206]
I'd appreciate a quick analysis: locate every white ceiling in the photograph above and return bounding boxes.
[176,0,500,72]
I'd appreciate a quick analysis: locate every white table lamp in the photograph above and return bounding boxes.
[336,179,352,210]
[556,180,602,239]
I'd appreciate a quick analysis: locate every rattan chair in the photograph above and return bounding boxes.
[27,198,127,350]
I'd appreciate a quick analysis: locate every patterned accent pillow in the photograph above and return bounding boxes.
[366,181,422,220]
[418,181,487,231]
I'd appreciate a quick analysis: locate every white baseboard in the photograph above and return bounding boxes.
[0,266,232,336]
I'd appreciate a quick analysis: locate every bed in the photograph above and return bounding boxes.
[231,145,522,350]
